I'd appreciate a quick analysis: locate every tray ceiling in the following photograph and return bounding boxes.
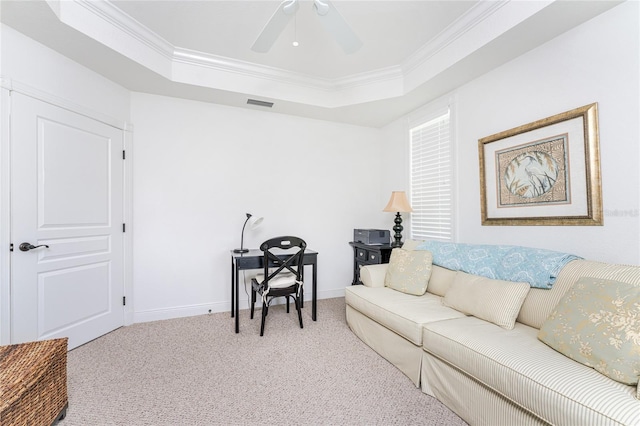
[0,1,622,127]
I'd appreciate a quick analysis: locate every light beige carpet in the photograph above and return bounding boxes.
[63,297,468,425]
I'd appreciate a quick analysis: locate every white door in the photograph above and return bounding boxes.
[10,92,125,349]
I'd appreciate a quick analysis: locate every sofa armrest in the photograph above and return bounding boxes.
[360,264,388,288]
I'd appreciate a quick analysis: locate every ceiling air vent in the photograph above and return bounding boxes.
[247,99,274,108]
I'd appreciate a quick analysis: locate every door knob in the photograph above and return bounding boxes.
[19,243,49,252]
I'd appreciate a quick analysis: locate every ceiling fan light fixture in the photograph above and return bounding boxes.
[250,0,300,53]
[282,0,299,15]
[313,0,330,16]
[251,0,361,54]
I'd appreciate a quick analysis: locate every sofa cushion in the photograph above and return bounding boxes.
[344,285,465,346]
[360,263,456,296]
[425,265,456,297]
[360,264,387,288]
[422,316,640,426]
[443,271,529,330]
[384,248,433,295]
[400,239,423,251]
[517,260,640,329]
[538,277,640,385]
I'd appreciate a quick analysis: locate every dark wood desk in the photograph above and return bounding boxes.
[230,249,318,333]
[349,242,392,285]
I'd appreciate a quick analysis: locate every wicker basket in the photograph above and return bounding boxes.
[0,338,68,426]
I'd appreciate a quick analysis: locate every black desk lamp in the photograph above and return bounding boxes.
[234,213,264,253]
[383,191,413,248]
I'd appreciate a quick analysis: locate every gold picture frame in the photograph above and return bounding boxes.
[479,103,602,226]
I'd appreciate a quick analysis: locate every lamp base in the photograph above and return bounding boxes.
[391,212,404,248]
[233,248,249,253]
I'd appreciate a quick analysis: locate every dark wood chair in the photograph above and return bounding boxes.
[250,236,306,336]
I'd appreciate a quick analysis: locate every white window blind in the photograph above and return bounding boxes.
[409,108,453,241]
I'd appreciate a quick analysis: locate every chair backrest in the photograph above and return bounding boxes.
[260,236,307,284]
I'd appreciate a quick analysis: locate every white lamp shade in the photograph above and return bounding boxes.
[248,215,263,230]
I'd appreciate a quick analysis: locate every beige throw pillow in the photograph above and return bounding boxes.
[444,271,530,330]
[400,239,423,251]
[427,266,457,297]
[384,248,433,296]
[538,277,640,385]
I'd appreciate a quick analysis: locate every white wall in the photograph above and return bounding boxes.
[130,93,386,321]
[1,22,387,331]
[4,0,638,333]
[381,1,640,265]
[0,25,130,124]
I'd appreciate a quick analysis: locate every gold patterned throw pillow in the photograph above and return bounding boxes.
[384,248,433,295]
[538,277,640,385]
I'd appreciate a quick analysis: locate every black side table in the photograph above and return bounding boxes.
[349,242,393,285]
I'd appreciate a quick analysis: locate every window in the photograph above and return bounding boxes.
[409,105,454,242]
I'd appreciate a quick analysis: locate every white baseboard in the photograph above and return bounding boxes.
[133,288,345,324]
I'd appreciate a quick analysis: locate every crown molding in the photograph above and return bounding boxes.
[172,48,335,92]
[53,0,427,94]
[401,0,509,75]
[174,47,405,93]
[71,0,174,61]
[333,66,404,90]
[43,0,543,108]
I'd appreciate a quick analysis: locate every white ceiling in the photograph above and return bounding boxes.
[0,0,622,127]
[111,0,477,80]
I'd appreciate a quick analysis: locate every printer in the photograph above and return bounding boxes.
[353,229,390,245]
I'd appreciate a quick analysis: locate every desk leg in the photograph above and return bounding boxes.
[230,259,235,318]
[235,267,240,333]
[312,260,317,321]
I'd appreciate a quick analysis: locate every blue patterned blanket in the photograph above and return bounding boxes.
[415,241,581,289]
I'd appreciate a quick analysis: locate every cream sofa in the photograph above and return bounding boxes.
[345,252,640,426]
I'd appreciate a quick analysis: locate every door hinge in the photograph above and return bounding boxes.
[122,150,126,160]
[9,243,13,252]
[123,296,126,306]
[122,223,126,233]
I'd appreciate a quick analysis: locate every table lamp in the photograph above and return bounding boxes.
[383,191,413,248]
[234,213,263,253]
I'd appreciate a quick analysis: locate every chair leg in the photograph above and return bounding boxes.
[260,300,268,336]
[250,288,256,319]
[296,296,303,329]
[286,295,290,313]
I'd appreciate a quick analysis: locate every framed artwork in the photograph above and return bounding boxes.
[478,103,602,226]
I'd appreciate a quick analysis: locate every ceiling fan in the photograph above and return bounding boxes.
[251,0,363,54]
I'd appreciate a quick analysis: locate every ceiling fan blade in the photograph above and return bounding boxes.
[313,0,362,54]
[251,0,300,53]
